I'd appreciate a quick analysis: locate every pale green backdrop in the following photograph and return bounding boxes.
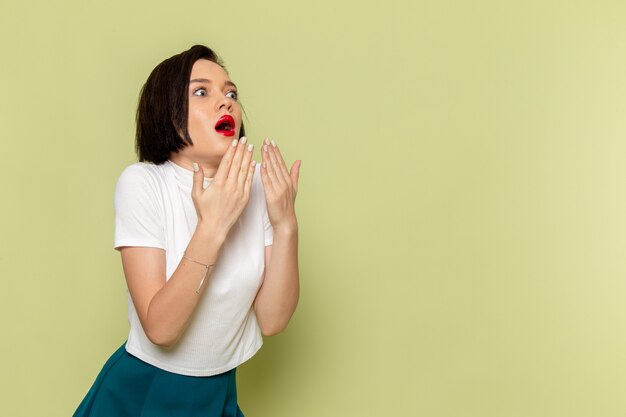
[1,0,626,416]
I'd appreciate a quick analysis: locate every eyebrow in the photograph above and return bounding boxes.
[189,78,237,89]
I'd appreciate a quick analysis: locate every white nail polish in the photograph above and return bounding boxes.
[232,139,238,147]
[263,145,268,152]
[271,140,276,147]
[193,163,199,172]
[251,160,256,166]
[241,136,247,144]
[247,144,253,152]
[264,138,270,145]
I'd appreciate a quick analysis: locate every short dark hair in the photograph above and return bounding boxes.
[135,44,245,164]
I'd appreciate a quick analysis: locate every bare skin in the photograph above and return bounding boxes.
[256,139,301,335]
[119,59,300,347]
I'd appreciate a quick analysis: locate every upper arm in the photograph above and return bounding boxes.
[264,244,272,270]
[114,165,165,250]
[119,246,166,329]
[114,165,167,330]
[254,245,272,312]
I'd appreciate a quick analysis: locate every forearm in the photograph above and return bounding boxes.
[145,222,225,347]
[254,222,300,336]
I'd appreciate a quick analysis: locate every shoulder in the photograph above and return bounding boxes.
[252,163,265,191]
[250,164,271,215]
[118,162,167,184]
[116,162,171,191]
[115,162,170,203]
[251,163,267,199]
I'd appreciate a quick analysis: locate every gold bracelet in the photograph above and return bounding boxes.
[183,253,215,294]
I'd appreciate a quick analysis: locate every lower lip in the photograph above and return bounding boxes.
[215,129,235,137]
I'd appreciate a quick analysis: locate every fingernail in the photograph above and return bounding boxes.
[264,138,270,145]
[271,139,276,147]
[193,162,199,172]
[247,144,253,152]
[232,139,238,147]
[263,145,268,152]
[241,136,248,144]
[251,160,256,167]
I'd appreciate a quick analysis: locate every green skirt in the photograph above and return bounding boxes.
[73,342,245,417]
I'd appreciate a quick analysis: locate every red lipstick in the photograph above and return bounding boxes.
[215,115,235,137]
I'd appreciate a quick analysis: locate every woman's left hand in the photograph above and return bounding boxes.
[260,138,301,231]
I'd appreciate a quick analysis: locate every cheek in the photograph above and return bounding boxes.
[187,110,199,132]
[234,107,244,134]
[187,109,210,136]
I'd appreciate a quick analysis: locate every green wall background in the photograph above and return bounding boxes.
[2,1,626,416]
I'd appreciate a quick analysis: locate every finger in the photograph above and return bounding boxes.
[238,142,254,188]
[191,162,205,207]
[264,139,288,186]
[265,139,287,183]
[260,155,273,195]
[262,140,279,191]
[270,140,292,182]
[290,160,301,193]
[227,136,248,183]
[214,138,239,183]
[243,159,256,198]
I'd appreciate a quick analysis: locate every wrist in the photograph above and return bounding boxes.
[195,219,228,245]
[272,218,299,236]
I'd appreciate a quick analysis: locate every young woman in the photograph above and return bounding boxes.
[73,44,301,417]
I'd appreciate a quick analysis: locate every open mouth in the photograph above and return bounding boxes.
[215,115,236,137]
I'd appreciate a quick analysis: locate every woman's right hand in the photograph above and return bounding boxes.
[191,137,256,238]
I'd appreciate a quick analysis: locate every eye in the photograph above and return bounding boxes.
[193,88,206,97]
[226,90,238,100]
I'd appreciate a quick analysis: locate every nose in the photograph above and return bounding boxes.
[215,95,234,113]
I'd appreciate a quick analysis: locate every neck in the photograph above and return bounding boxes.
[168,154,218,178]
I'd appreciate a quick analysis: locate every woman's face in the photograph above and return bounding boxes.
[177,59,243,172]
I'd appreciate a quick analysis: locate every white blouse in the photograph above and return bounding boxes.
[114,160,272,376]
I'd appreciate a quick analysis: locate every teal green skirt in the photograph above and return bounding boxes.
[73,342,244,417]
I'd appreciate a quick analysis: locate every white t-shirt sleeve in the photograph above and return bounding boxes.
[114,164,166,250]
